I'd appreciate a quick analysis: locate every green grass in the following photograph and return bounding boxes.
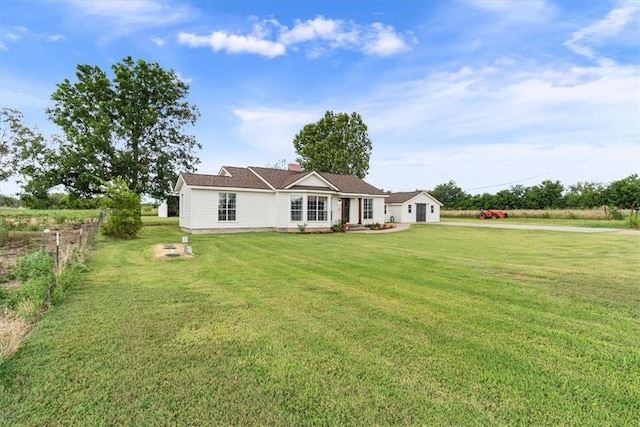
[0,208,101,219]
[1,221,638,425]
[441,216,630,229]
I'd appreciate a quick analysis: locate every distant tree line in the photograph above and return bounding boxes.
[429,175,640,211]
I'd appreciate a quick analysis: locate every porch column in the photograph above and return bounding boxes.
[358,197,362,224]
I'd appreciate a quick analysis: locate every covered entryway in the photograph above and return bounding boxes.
[341,198,350,222]
[416,203,427,222]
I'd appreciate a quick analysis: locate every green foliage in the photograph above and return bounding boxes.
[297,223,307,233]
[0,195,19,208]
[607,174,640,209]
[627,212,639,229]
[51,260,86,305]
[606,207,624,220]
[432,175,638,211]
[429,180,468,207]
[331,220,343,232]
[44,56,201,200]
[141,204,158,216]
[0,108,56,192]
[19,192,100,209]
[14,276,51,320]
[100,178,143,239]
[293,111,372,178]
[1,251,54,318]
[13,250,54,283]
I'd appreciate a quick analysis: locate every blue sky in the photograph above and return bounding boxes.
[1,0,638,197]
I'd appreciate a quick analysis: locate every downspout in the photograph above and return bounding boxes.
[358,197,362,224]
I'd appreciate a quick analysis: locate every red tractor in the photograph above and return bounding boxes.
[479,209,508,219]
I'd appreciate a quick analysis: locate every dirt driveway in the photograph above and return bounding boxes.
[434,221,640,236]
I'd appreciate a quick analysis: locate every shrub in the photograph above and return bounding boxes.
[627,213,639,230]
[297,223,307,233]
[54,214,67,225]
[100,177,143,239]
[607,208,624,220]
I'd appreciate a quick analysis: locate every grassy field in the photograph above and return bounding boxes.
[1,220,638,425]
[440,216,630,229]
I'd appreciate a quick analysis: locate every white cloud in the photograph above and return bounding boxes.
[177,31,285,58]
[279,16,356,46]
[47,34,66,42]
[149,36,166,46]
[233,108,318,151]
[178,15,411,58]
[68,0,196,38]
[0,26,28,49]
[362,23,411,56]
[564,2,640,64]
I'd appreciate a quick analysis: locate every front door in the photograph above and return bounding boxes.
[416,203,427,222]
[342,198,350,222]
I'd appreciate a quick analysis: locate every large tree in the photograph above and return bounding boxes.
[607,174,640,209]
[46,56,201,200]
[293,111,372,178]
[0,108,14,182]
[0,108,56,197]
[429,180,468,208]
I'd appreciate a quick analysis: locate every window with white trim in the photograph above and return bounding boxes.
[363,198,373,220]
[290,195,303,221]
[307,196,328,221]
[218,193,236,221]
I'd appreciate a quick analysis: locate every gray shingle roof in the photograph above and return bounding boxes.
[178,166,386,196]
[180,169,270,190]
[386,191,422,204]
[386,191,443,205]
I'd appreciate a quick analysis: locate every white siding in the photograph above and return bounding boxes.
[293,174,332,188]
[372,197,386,224]
[186,189,276,230]
[387,205,403,223]
[179,188,192,229]
[384,192,441,223]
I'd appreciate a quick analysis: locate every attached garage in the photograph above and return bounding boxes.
[384,191,443,223]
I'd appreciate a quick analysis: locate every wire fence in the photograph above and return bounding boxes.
[0,212,105,276]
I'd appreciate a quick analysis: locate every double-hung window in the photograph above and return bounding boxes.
[218,193,236,221]
[307,196,328,221]
[363,198,373,220]
[290,196,303,221]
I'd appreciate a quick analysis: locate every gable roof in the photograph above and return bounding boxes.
[179,169,271,190]
[386,191,443,205]
[176,166,386,196]
[319,172,387,196]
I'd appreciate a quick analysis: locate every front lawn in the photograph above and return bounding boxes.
[1,222,638,425]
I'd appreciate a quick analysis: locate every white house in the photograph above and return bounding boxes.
[384,191,443,223]
[174,165,388,233]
